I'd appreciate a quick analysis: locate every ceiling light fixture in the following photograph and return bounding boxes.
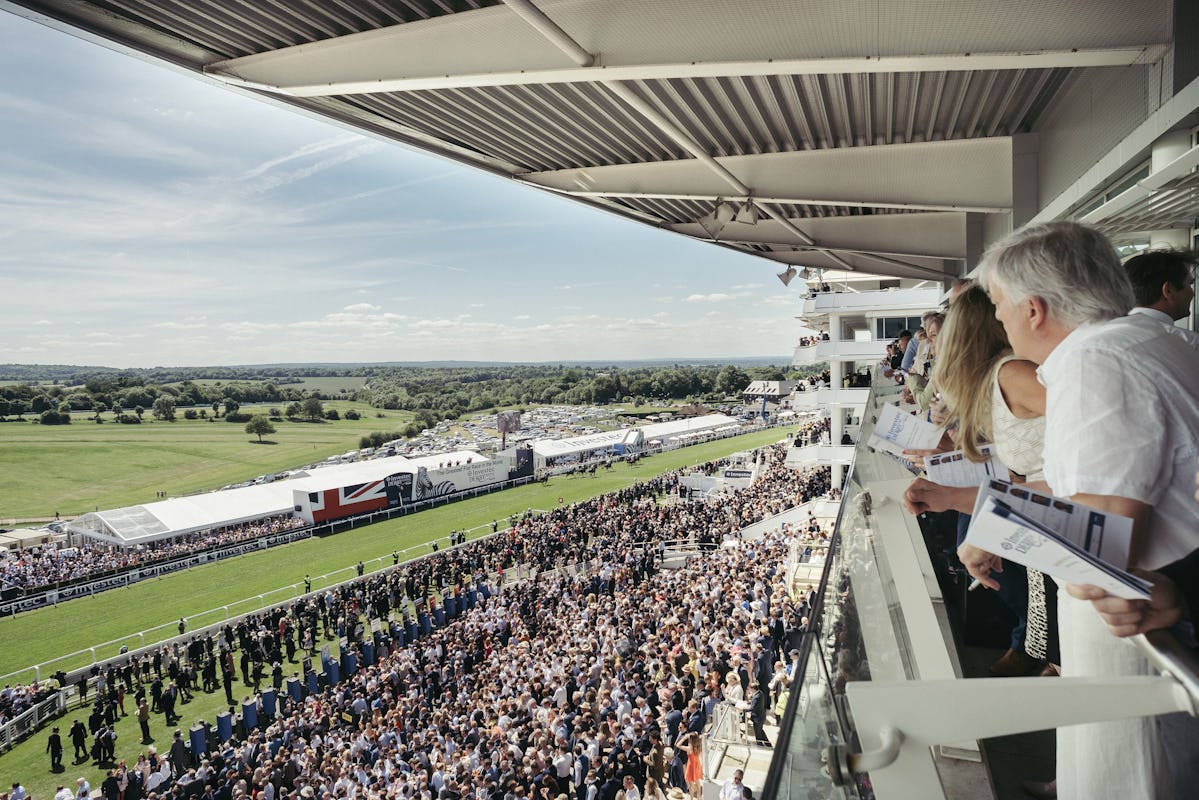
[734,202,759,225]
[698,200,737,239]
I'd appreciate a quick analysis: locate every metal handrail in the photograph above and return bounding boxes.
[0,691,65,752]
[1136,629,1199,716]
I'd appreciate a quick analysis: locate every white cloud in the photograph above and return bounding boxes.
[759,295,797,307]
[241,136,361,180]
[344,303,381,312]
[685,293,735,303]
[153,321,207,330]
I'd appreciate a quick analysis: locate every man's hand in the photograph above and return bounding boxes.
[1065,571,1183,637]
[957,544,1003,590]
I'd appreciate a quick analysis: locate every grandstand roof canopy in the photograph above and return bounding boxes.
[7,0,1196,282]
[640,413,739,441]
[743,381,795,398]
[531,428,637,459]
[69,451,491,547]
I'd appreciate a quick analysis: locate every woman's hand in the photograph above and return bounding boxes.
[957,544,1002,590]
[901,478,976,515]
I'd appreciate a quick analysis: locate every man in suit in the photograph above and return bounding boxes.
[47,725,64,770]
[666,747,687,791]
[170,730,192,778]
[746,683,770,748]
[100,770,120,800]
[69,719,89,761]
[662,706,683,746]
[161,682,178,725]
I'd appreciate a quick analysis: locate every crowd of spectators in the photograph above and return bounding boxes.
[57,446,834,800]
[0,516,307,592]
[0,681,58,726]
[788,419,829,447]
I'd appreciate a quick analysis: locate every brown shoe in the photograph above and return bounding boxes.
[1039,662,1061,677]
[1021,779,1057,799]
[989,648,1042,677]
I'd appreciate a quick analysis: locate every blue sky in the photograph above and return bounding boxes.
[0,11,803,367]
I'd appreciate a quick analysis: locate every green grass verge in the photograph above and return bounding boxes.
[0,426,795,797]
[0,402,409,518]
[290,377,368,393]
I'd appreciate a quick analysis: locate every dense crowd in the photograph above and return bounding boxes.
[58,446,833,800]
[0,681,59,726]
[788,419,829,447]
[0,516,306,592]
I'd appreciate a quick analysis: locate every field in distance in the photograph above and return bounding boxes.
[0,400,410,518]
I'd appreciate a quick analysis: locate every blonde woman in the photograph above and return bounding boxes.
[903,285,1057,676]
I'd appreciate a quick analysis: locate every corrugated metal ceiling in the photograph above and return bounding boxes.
[3,0,1187,280]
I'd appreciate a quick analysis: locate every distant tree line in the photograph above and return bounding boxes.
[0,363,820,426]
[353,363,807,418]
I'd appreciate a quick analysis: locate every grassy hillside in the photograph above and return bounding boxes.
[0,402,408,518]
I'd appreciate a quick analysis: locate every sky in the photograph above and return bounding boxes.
[0,11,804,368]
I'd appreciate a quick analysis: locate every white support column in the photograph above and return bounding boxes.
[1149,130,1193,249]
[828,308,846,486]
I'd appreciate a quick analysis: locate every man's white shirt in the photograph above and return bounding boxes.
[1037,313,1199,568]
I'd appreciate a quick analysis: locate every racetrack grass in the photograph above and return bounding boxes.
[0,402,410,519]
[0,425,795,679]
[0,425,795,796]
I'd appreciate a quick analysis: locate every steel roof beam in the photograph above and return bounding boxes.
[210,49,1169,99]
[554,189,1006,215]
[523,139,1015,211]
[200,0,1170,97]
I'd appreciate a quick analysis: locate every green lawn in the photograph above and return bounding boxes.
[0,425,795,798]
[292,376,368,394]
[0,402,409,518]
